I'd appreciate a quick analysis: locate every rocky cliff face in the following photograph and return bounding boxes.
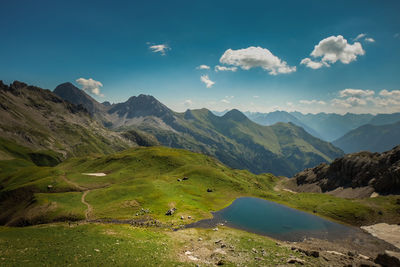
[289,146,400,198]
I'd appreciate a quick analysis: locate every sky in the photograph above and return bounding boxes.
[1,0,400,114]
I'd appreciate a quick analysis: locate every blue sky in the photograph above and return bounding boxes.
[1,0,400,114]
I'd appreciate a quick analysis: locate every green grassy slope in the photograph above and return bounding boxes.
[0,146,397,227]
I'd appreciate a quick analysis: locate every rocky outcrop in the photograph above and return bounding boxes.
[374,250,400,267]
[289,146,400,197]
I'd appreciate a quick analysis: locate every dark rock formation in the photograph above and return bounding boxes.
[290,146,400,197]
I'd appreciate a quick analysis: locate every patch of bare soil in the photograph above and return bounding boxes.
[361,223,400,249]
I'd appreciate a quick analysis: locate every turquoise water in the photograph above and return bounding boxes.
[186,197,358,241]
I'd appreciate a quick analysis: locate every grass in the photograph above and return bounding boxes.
[0,224,182,266]
[0,223,315,266]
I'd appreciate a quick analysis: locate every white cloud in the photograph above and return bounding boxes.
[379,89,400,98]
[253,95,259,98]
[221,99,230,104]
[183,99,193,107]
[331,97,367,108]
[148,44,170,55]
[394,33,400,39]
[214,65,238,72]
[339,88,374,98]
[196,65,210,70]
[200,75,215,88]
[365,38,375,43]
[299,99,326,105]
[219,46,296,75]
[354,33,367,41]
[300,58,327,69]
[76,78,104,96]
[301,35,365,69]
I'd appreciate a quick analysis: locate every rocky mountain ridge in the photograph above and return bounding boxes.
[287,146,400,198]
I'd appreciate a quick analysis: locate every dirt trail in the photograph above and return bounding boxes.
[81,190,93,220]
[61,174,88,191]
[61,174,93,220]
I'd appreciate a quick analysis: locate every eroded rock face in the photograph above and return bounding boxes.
[292,146,400,196]
[374,250,400,267]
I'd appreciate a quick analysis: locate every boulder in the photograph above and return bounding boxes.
[207,188,213,192]
[165,208,176,216]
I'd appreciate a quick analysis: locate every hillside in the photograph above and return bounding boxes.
[287,146,400,198]
[0,81,132,163]
[1,146,398,228]
[333,121,400,153]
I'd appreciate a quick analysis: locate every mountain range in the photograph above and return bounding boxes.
[52,82,343,176]
[244,110,400,152]
[4,81,398,176]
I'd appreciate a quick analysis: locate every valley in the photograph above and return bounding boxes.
[0,81,399,266]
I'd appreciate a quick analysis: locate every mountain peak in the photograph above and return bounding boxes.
[54,82,103,114]
[109,94,174,119]
[223,109,248,122]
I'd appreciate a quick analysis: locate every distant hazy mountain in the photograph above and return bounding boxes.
[211,110,229,116]
[0,81,132,164]
[367,113,400,126]
[290,112,374,141]
[332,121,400,153]
[245,111,322,139]
[53,83,343,176]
